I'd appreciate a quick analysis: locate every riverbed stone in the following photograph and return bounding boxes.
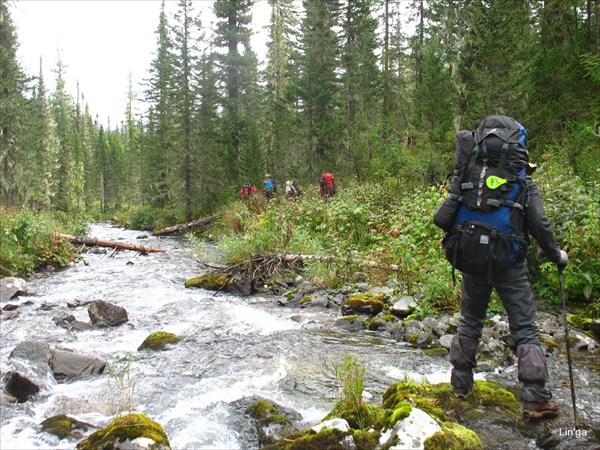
[439,334,454,349]
[75,413,171,450]
[389,296,417,317]
[379,407,441,450]
[341,292,385,315]
[50,348,106,380]
[3,371,40,402]
[184,273,229,291]
[333,315,365,331]
[0,277,27,302]
[41,414,95,439]
[138,331,182,351]
[88,300,128,327]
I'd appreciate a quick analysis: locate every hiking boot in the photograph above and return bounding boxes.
[523,401,559,420]
[453,387,470,400]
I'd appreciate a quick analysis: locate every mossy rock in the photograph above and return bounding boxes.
[261,427,379,450]
[382,380,519,422]
[342,292,385,315]
[184,273,229,290]
[298,295,312,305]
[426,347,449,357]
[424,422,483,450]
[41,414,93,439]
[246,400,290,425]
[138,331,182,351]
[76,413,170,450]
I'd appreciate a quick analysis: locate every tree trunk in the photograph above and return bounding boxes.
[152,216,217,236]
[56,233,166,254]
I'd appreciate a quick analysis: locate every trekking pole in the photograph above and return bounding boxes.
[559,265,578,428]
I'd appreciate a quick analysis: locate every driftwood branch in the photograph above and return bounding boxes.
[56,233,166,254]
[152,216,217,236]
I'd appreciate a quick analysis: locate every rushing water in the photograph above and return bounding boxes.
[2,223,599,450]
[0,223,454,449]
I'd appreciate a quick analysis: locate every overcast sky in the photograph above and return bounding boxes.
[11,1,271,128]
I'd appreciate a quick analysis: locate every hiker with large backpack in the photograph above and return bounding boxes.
[263,174,278,200]
[240,182,257,201]
[285,180,301,199]
[433,115,568,420]
[320,173,336,198]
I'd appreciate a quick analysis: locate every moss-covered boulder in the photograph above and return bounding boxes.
[341,292,385,315]
[138,331,182,351]
[424,422,483,450]
[185,273,229,291]
[41,414,94,439]
[76,413,170,450]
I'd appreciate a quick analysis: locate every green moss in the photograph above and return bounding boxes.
[389,401,412,426]
[299,295,312,305]
[41,414,91,439]
[184,273,229,290]
[382,379,519,422]
[138,331,182,351]
[76,413,170,450]
[426,348,449,357]
[261,428,344,450]
[343,292,385,314]
[381,312,397,322]
[326,401,383,430]
[424,422,483,450]
[246,400,289,425]
[567,314,592,330]
[539,334,559,348]
[408,333,420,343]
[338,314,360,321]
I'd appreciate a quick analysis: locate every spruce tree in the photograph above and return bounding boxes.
[299,0,342,177]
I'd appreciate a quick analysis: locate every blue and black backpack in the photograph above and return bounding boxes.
[441,115,530,281]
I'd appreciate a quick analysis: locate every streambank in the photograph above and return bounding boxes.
[1,223,599,449]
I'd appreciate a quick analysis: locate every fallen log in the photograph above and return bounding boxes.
[152,216,218,236]
[56,233,166,254]
[278,253,400,271]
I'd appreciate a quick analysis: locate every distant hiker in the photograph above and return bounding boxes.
[263,174,278,200]
[319,173,336,198]
[434,115,568,420]
[240,182,257,200]
[285,180,301,198]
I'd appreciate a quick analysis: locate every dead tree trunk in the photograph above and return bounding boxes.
[152,216,217,236]
[279,253,400,271]
[56,233,166,254]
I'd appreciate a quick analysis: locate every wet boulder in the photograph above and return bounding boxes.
[389,296,418,317]
[88,300,128,327]
[3,371,40,402]
[378,407,442,449]
[9,341,106,384]
[75,413,171,450]
[341,292,385,316]
[53,313,95,332]
[0,277,27,302]
[50,348,106,381]
[41,414,95,440]
[333,315,365,331]
[138,331,182,351]
[185,273,229,291]
[230,396,303,447]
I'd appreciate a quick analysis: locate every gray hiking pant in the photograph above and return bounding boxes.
[450,263,552,402]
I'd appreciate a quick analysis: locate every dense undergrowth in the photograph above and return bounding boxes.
[204,155,599,318]
[0,208,88,277]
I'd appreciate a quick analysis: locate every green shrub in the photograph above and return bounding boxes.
[0,208,84,277]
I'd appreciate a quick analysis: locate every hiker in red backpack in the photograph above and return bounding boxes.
[320,173,336,198]
[433,115,568,420]
[240,182,257,200]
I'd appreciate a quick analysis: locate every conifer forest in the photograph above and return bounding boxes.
[1,0,598,221]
